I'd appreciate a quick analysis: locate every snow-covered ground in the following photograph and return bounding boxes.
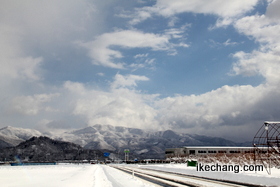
[0,163,279,187]
[0,164,154,187]
[125,163,280,187]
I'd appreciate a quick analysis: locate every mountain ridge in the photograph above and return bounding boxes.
[0,124,251,159]
[0,126,42,148]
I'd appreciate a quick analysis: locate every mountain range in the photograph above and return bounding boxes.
[0,125,251,159]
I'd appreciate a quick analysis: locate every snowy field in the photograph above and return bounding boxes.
[0,164,154,187]
[0,163,280,187]
[126,163,280,187]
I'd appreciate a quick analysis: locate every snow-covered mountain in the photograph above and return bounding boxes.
[0,124,249,158]
[54,125,154,150]
[51,124,244,159]
[0,126,42,148]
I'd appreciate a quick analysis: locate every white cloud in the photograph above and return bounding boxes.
[130,57,156,71]
[155,0,258,17]
[128,9,153,25]
[129,63,146,71]
[129,0,259,26]
[234,15,280,49]
[167,16,179,27]
[97,72,105,76]
[1,55,43,82]
[57,77,280,141]
[164,23,191,41]
[208,39,239,48]
[134,53,149,58]
[145,58,156,65]
[11,94,59,115]
[59,76,157,130]
[131,53,157,71]
[223,39,238,46]
[154,83,280,140]
[63,81,159,130]
[111,74,149,89]
[80,29,173,69]
[232,50,280,85]
[63,81,87,95]
[232,1,280,85]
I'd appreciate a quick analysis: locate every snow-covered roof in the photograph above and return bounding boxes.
[264,121,280,124]
[182,146,254,149]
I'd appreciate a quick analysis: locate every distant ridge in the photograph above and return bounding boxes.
[0,126,42,148]
[0,124,251,159]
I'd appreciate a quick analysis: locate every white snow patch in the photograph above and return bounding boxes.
[135,149,149,154]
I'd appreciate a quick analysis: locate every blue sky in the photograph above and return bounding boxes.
[1,0,280,142]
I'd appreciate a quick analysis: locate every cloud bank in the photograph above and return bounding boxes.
[1,0,280,142]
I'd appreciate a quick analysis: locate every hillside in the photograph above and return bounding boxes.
[0,136,104,162]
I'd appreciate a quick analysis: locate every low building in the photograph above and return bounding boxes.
[165,146,267,158]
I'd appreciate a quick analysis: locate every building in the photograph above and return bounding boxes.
[165,146,267,158]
